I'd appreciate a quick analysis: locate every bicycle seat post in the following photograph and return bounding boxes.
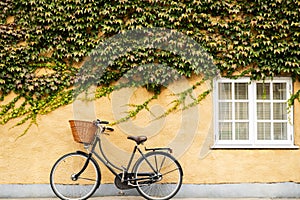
[121,166,126,182]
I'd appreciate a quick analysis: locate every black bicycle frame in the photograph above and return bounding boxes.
[90,136,152,178]
[74,132,172,185]
[75,135,165,183]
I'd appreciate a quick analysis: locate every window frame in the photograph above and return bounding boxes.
[212,77,296,149]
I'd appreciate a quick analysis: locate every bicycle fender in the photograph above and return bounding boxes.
[132,151,183,176]
[75,151,102,188]
[76,150,89,156]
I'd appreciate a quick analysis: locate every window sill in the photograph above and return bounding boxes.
[211,144,299,150]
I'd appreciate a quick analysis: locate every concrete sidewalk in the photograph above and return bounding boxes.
[3,198,300,200]
[3,197,208,200]
[0,197,223,200]
[0,198,200,200]
[3,182,300,199]
[2,198,299,200]
[0,198,198,200]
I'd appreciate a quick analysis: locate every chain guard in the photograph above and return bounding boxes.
[114,173,136,190]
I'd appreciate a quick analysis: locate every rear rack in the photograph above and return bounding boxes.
[145,147,173,154]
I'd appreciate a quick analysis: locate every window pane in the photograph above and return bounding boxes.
[219,83,231,100]
[274,122,287,140]
[273,83,287,100]
[235,102,248,120]
[235,83,248,100]
[257,102,271,120]
[219,102,232,120]
[257,122,271,140]
[257,83,270,100]
[273,103,287,120]
[215,79,292,146]
[235,122,249,140]
[219,122,232,140]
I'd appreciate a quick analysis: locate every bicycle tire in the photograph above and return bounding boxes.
[134,151,183,200]
[50,152,101,200]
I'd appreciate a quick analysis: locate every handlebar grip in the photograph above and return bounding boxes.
[96,119,109,124]
[106,127,114,131]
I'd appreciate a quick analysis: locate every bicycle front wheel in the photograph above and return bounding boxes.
[134,151,183,200]
[50,152,101,200]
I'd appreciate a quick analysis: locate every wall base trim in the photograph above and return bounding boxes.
[1,182,300,198]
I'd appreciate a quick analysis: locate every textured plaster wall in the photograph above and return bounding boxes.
[0,78,299,184]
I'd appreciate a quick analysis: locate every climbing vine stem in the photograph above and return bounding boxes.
[0,0,299,134]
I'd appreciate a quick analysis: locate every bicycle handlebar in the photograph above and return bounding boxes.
[94,119,114,132]
[95,119,109,124]
[106,127,114,132]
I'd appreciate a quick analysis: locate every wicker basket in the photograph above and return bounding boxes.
[69,120,97,144]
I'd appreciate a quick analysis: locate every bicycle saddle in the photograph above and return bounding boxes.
[127,135,147,145]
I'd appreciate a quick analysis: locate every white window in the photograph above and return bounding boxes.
[213,77,295,149]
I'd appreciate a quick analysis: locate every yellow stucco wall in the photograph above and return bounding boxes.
[0,77,299,184]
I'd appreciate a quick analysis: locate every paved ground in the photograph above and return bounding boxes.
[3,198,300,200]
[0,198,188,200]
[0,198,193,200]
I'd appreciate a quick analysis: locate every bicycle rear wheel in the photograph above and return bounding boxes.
[134,151,183,200]
[50,152,101,200]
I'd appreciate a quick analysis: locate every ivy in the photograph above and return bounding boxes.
[0,0,299,134]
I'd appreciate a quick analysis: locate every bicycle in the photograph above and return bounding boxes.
[50,119,183,200]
